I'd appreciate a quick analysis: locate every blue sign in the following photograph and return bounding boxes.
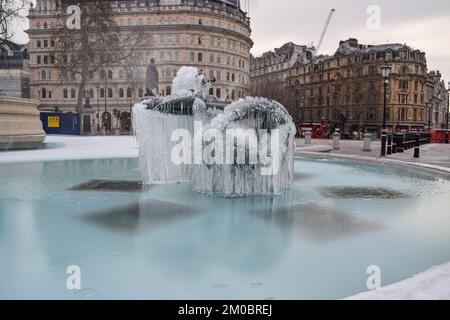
[40,112,80,135]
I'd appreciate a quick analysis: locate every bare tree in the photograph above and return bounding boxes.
[0,0,29,45]
[53,0,146,132]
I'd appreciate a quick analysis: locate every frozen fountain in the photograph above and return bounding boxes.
[133,67,296,196]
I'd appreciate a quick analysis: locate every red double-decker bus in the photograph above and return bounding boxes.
[430,129,450,144]
[297,123,331,139]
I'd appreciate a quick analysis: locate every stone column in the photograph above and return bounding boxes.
[333,131,341,150]
[362,133,372,152]
[304,131,312,145]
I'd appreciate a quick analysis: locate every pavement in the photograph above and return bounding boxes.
[295,138,450,170]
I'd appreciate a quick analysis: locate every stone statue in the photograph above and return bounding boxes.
[146,58,159,97]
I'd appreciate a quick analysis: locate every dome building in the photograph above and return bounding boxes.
[27,0,252,133]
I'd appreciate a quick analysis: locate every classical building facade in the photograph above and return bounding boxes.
[426,70,449,130]
[286,38,429,136]
[250,42,315,114]
[26,0,252,133]
[0,40,30,98]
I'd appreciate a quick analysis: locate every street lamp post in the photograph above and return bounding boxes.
[381,60,392,132]
[83,90,94,136]
[446,82,449,144]
[447,82,450,131]
[380,60,392,156]
[428,101,432,131]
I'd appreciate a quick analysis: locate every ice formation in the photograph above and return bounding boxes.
[191,97,296,196]
[133,67,296,196]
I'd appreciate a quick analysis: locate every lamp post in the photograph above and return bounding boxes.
[428,101,432,131]
[83,90,94,136]
[447,82,449,131]
[381,60,392,132]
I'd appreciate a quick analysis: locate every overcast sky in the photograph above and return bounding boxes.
[11,0,450,83]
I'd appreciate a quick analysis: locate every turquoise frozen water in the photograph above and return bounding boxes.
[1,157,450,299]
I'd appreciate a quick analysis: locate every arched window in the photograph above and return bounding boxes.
[107,88,113,98]
[119,88,124,98]
[41,88,47,99]
[70,89,76,98]
[127,88,132,98]
[100,88,105,98]
[63,89,68,99]
[43,22,48,29]
[108,70,113,79]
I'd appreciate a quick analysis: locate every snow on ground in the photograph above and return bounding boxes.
[348,262,450,300]
[0,135,138,164]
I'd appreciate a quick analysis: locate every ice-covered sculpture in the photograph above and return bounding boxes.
[133,67,296,196]
[191,97,296,196]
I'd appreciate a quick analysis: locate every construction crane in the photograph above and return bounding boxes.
[316,8,336,54]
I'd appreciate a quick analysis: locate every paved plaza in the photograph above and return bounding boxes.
[296,138,450,170]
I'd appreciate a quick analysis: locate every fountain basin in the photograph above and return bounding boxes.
[0,96,45,150]
[1,155,450,299]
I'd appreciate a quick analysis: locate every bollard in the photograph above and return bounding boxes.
[380,134,387,156]
[362,133,372,152]
[332,131,341,150]
[414,147,420,158]
[387,134,392,155]
[392,143,397,154]
[304,131,312,145]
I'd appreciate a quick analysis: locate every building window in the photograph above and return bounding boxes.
[63,89,68,98]
[198,53,203,62]
[119,88,124,98]
[108,70,113,79]
[37,40,41,48]
[41,88,46,99]
[71,89,76,99]
[41,70,46,80]
[100,88,105,98]
[399,80,409,90]
[127,88,132,98]
[399,94,408,104]
[108,88,113,98]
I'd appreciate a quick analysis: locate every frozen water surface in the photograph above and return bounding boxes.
[1,157,450,299]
